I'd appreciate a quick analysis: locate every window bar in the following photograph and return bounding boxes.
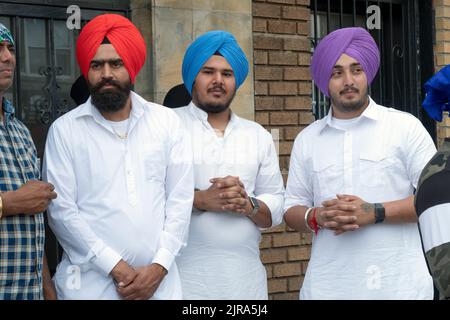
[326,0,330,34]
[313,0,324,119]
[313,0,318,56]
[365,0,369,27]
[47,18,57,123]
[13,16,22,119]
[377,0,383,104]
[412,0,421,116]
[390,1,395,107]
[352,0,356,27]
[401,2,407,112]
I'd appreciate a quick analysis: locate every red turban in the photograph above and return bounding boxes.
[76,14,146,84]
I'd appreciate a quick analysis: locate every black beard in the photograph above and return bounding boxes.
[88,78,131,113]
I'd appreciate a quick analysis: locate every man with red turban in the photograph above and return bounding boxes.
[43,14,194,300]
[284,27,436,299]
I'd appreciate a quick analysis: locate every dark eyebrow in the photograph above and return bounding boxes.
[333,62,362,69]
[1,42,14,48]
[201,66,234,73]
[90,59,123,65]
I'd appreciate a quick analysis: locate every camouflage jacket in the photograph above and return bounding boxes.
[415,138,450,300]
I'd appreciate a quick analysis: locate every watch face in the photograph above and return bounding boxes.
[374,204,385,224]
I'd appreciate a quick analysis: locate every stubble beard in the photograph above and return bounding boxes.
[330,86,369,114]
[192,86,236,114]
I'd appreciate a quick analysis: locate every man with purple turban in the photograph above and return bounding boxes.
[284,27,436,299]
[42,14,194,300]
[174,30,284,299]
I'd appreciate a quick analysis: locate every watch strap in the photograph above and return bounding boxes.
[247,197,259,218]
[374,203,385,224]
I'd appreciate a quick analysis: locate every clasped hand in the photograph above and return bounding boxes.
[316,194,375,235]
[195,175,251,215]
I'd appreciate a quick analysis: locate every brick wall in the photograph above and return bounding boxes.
[434,0,450,148]
[252,0,314,299]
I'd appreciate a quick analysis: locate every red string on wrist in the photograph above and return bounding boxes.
[311,208,319,235]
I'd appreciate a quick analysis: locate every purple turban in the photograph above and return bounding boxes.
[311,27,380,97]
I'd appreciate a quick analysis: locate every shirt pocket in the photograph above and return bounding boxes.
[359,151,396,188]
[142,143,167,184]
[312,156,341,200]
[232,164,258,191]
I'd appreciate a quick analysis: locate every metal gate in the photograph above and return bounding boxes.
[310,0,436,141]
[0,0,130,273]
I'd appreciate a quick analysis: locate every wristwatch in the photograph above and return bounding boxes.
[247,197,260,218]
[374,203,385,224]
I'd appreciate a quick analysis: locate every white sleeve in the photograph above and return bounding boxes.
[43,121,121,276]
[254,131,285,228]
[405,118,437,188]
[284,134,314,212]
[152,115,194,270]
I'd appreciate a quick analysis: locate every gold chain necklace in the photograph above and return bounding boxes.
[112,128,128,139]
[111,119,130,140]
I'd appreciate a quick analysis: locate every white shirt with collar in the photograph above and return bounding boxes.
[174,102,284,300]
[43,91,194,300]
[285,97,436,300]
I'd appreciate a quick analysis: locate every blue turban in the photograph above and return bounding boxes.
[0,23,14,46]
[182,30,249,95]
[422,65,450,122]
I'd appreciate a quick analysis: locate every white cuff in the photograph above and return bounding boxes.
[152,248,175,271]
[91,245,122,276]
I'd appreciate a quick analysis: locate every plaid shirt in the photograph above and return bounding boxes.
[0,98,44,300]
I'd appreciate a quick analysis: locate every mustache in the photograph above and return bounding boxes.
[340,87,359,95]
[92,79,122,91]
[208,85,225,93]
[0,65,14,72]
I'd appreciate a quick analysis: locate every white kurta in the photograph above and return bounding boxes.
[284,98,436,300]
[174,103,285,300]
[43,92,194,300]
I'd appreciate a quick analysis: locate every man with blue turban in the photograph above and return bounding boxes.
[175,30,284,299]
[415,65,450,300]
[284,27,436,299]
[1,23,57,300]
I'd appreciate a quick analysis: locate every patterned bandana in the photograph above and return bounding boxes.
[0,23,14,46]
